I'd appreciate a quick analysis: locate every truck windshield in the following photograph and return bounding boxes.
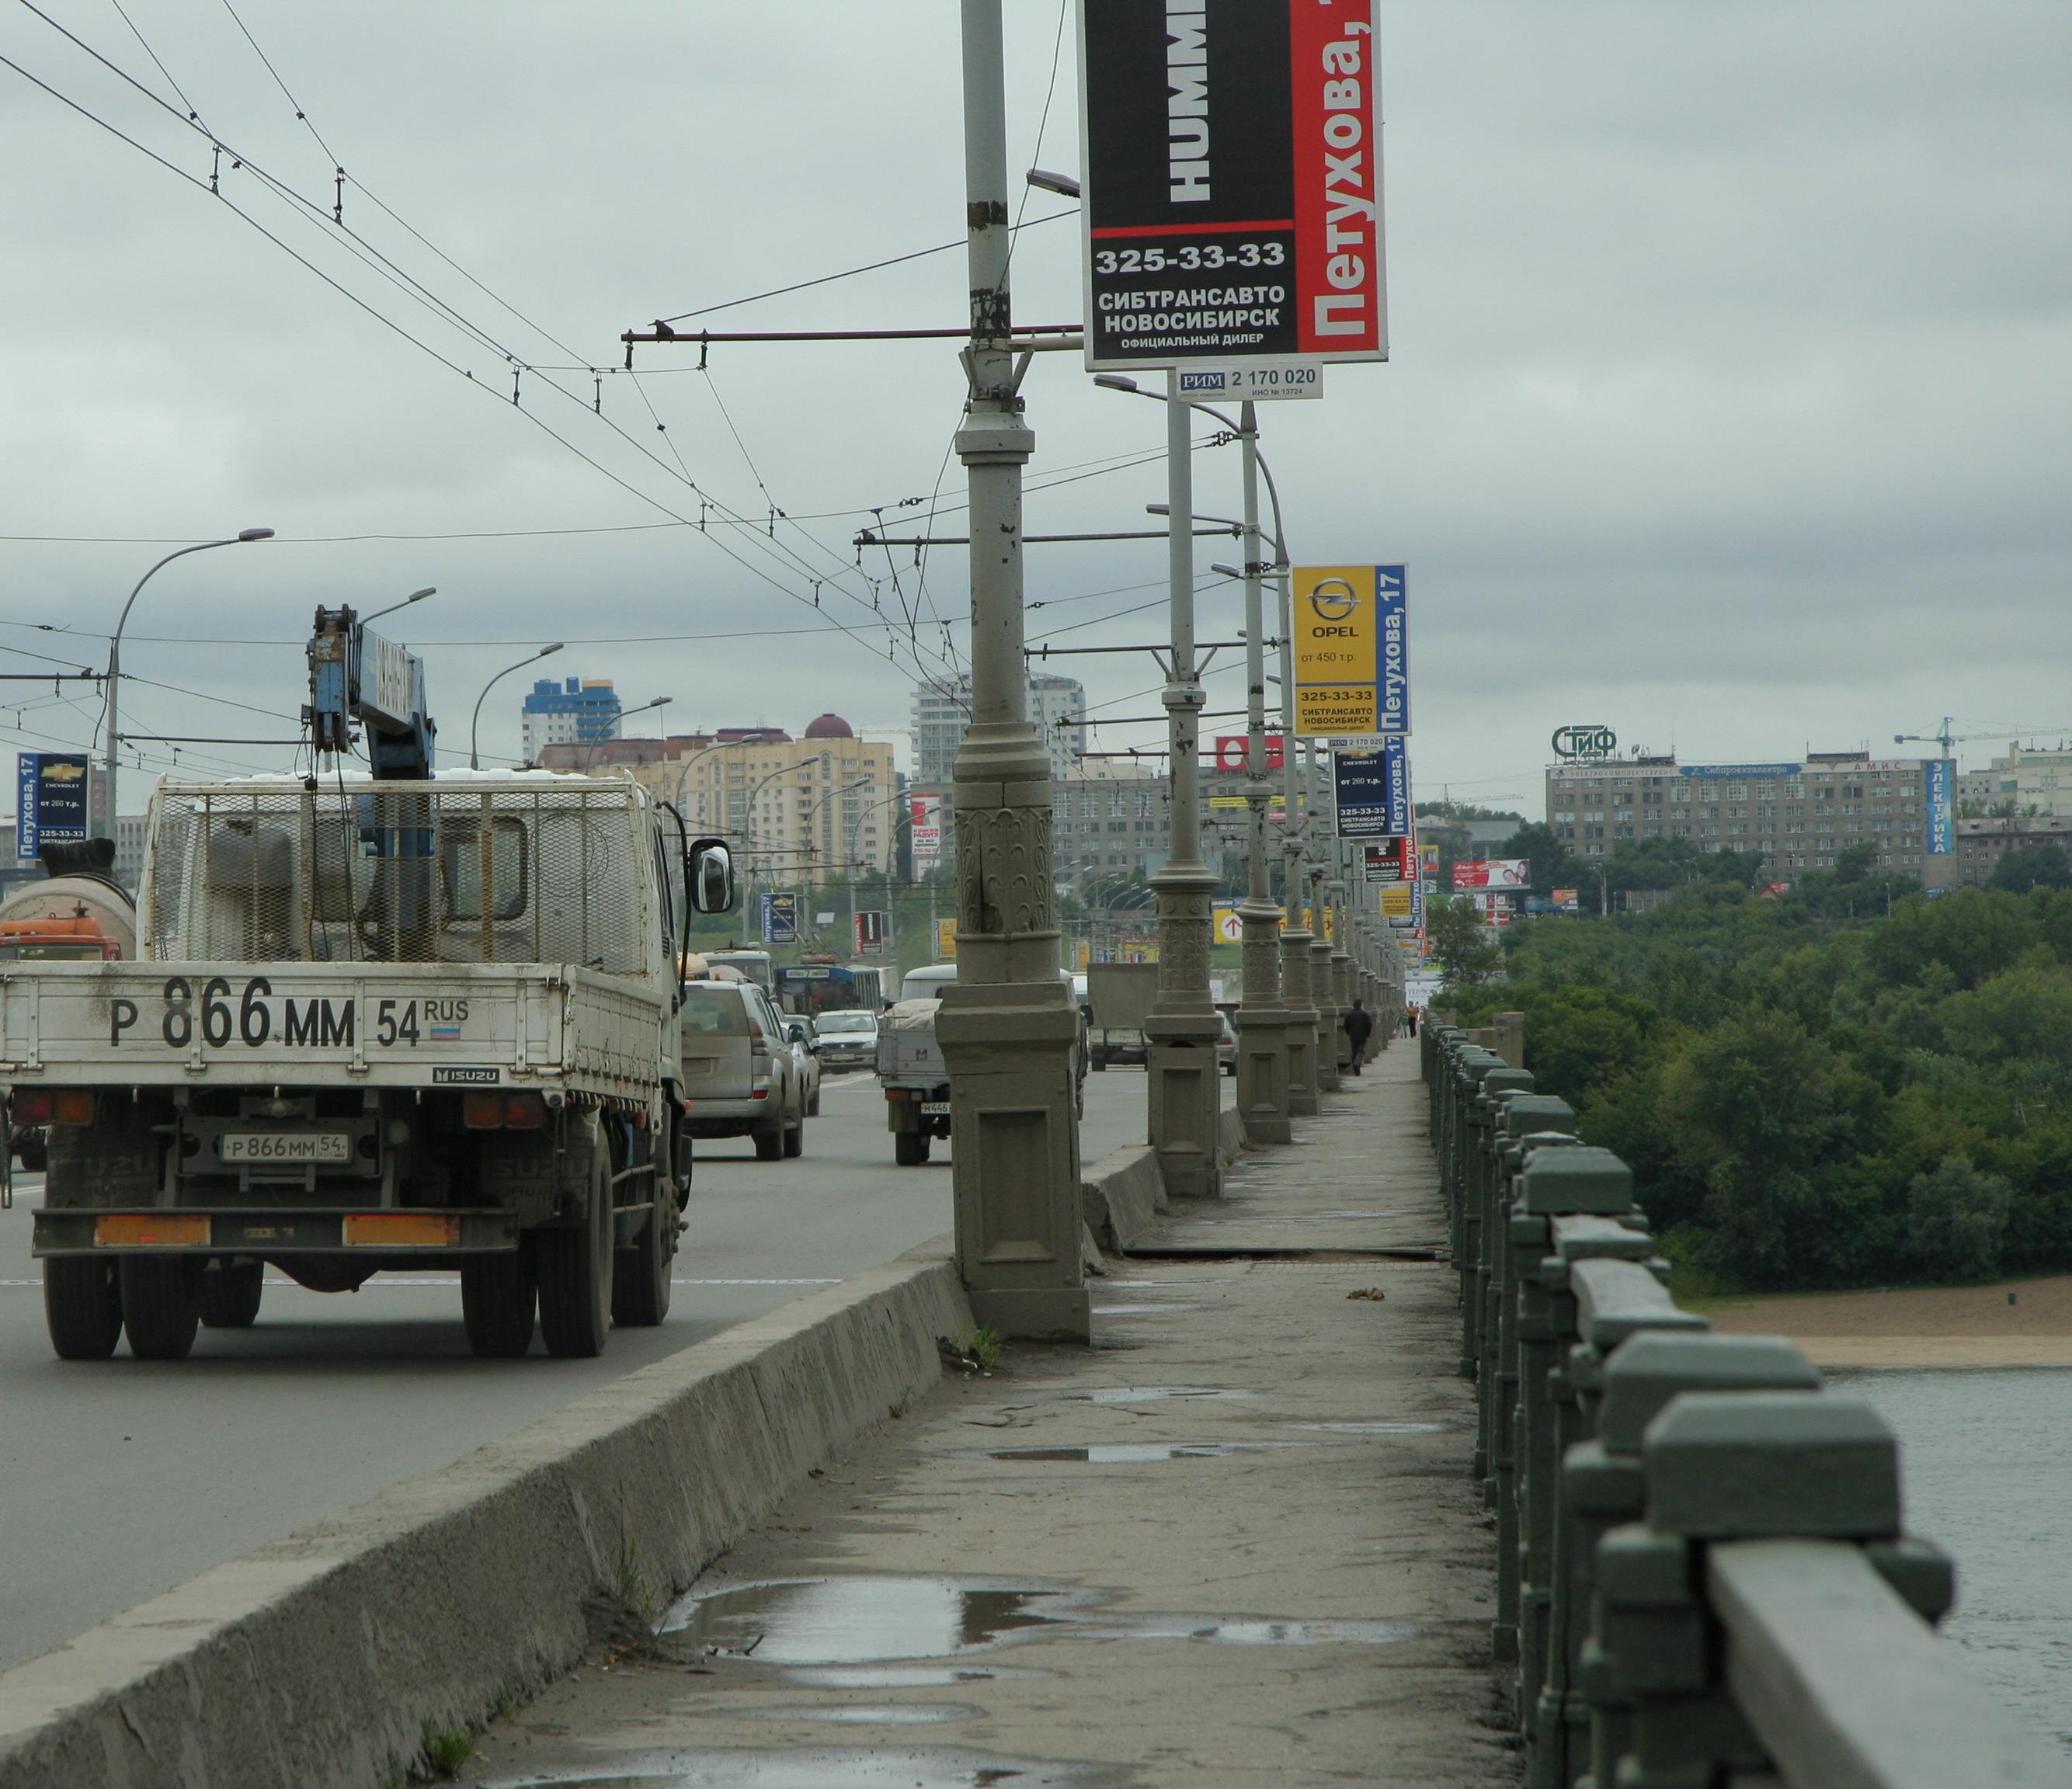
[680,986,749,1035]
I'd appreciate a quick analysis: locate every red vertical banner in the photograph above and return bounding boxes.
[1290,0,1385,358]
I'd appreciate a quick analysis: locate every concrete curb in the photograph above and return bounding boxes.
[0,1244,972,1789]
[1080,1144,1168,1252]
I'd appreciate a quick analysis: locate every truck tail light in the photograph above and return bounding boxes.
[19,1089,93,1125]
[503,1094,545,1130]
[462,1092,505,1129]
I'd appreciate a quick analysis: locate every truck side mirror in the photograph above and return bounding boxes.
[686,839,735,915]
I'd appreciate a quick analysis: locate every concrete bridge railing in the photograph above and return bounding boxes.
[1421,1021,2072,1789]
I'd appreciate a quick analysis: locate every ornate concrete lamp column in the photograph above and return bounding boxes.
[1310,859,1341,1093]
[1231,400,1290,1145]
[1275,568,1319,1116]
[938,0,1087,1341]
[1143,368,1224,1198]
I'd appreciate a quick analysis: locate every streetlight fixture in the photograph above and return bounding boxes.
[1025,168,1081,199]
[469,641,563,770]
[99,526,273,839]
[362,585,437,627]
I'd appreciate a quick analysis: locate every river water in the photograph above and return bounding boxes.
[1838,1368,2072,1749]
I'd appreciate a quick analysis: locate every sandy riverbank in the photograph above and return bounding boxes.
[1690,1273,2072,1368]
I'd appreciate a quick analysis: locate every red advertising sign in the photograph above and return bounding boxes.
[1213,734,1286,773]
[1076,0,1386,371]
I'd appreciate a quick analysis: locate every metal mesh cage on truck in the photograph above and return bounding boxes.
[143,780,653,974]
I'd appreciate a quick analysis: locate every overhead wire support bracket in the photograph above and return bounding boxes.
[622,322,1083,370]
[855,526,1242,549]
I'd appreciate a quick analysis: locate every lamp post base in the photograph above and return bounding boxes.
[1146,1010,1225,1199]
[1234,1006,1294,1145]
[940,977,1089,1342]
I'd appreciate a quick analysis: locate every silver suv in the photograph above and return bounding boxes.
[678,981,805,1160]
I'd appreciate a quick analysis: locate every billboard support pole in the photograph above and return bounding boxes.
[937,0,1089,1343]
[1233,401,1292,1144]
[1144,370,1225,1198]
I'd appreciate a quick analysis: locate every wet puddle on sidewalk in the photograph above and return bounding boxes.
[654,1574,1431,1666]
[482,1746,1128,1787]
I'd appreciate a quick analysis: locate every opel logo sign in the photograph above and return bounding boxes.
[1307,577,1360,623]
[1552,724,1617,760]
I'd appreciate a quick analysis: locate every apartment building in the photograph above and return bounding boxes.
[540,714,897,888]
[1545,752,1955,884]
[912,672,1086,786]
[1052,761,1170,883]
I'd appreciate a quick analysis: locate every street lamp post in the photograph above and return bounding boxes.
[1139,367,1224,1197]
[1309,741,1343,1093]
[937,0,1088,1343]
[1225,401,1292,1142]
[1092,374,1220,1196]
[98,527,273,839]
[1277,564,1321,1114]
[470,641,563,769]
[1122,387,1295,1146]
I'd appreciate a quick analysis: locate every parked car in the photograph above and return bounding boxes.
[811,1008,880,1072]
[780,1016,823,1116]
[678,981,805,1160]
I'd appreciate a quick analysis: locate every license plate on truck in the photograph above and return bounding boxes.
[920,1101,951,1116]
[221,1131,351,1164]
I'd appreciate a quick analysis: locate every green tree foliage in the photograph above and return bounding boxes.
[1429,895,1502,993]
[1988,842,2072,894]
[1455,877,2072,1291]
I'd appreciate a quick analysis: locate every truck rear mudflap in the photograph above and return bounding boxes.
[33,1207,522,1258]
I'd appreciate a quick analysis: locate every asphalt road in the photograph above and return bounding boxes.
[0,1067,1157,1674]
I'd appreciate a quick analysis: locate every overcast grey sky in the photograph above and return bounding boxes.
[2,2,2067,818]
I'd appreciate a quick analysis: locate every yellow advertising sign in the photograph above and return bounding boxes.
[1070,936,1091,971]
[1290,564,1408,738]
[936,915,958,959]
[1379,884,1413,917]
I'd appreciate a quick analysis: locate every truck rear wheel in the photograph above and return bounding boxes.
[199,1260,263,1329]
[44,1257,123,1360]
[895,1129,930,1167]
[612,1196,673,1328]
[120,1259,200,1360]
[538,1143,613,1358]
[462,1243,537,1358]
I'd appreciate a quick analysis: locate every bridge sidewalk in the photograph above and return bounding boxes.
[461,1044,1511,1789]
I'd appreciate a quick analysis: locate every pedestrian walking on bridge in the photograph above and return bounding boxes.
[1343,999,1375,1075]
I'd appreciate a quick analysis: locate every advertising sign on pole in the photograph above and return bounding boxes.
[1076,0,1386,372]
[1212,733,1285,773]
[935,915,958,961]
[1331,737,1408,838]
[1378,883,1413,918]
[1212,898,1244,943]
[908,794,944,877]
[1361,839,1412,883]
[1290,564,1406,737]
[853,911,888,957]
[15,753,92,862]
[760,891,798,944]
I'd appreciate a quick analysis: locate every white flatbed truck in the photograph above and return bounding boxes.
[2,770,733,1361]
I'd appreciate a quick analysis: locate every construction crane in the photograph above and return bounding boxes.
[1895,718,2070,760]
